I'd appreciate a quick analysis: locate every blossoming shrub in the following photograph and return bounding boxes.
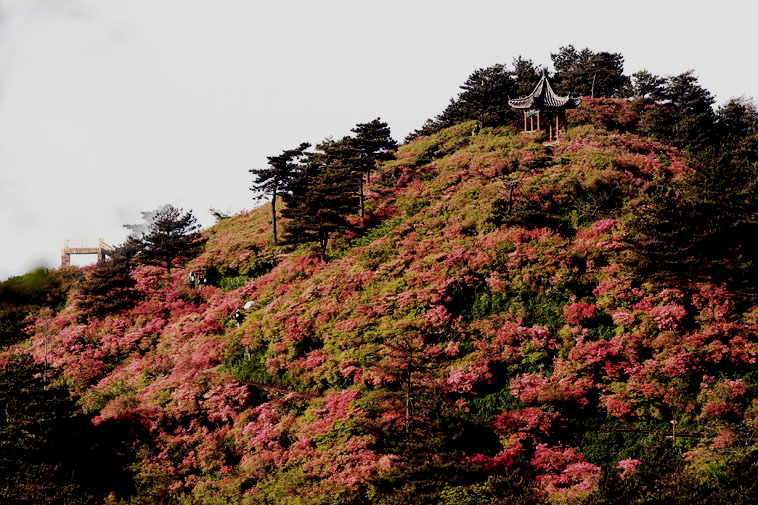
[10,121,758,504]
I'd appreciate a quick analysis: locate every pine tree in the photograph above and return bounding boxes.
[77,238,140,321]
[0,354,125,504]
[407,62,521,139]
[350,118,397,219]
[551,45,629,98]
[510,56,542,97]
[629,70,666,101]
[136,205,206,275]
[639,71,716,153]
[280,139,358,260]
[456,64,516,126]
[716,97,758,150]
[626,150,758,297]
[250,142,310,245]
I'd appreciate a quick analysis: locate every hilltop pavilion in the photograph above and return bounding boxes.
[508,70,581,142]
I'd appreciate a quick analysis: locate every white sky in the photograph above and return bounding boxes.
[1,0,756,280]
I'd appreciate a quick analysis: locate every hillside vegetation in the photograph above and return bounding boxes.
[3,110,757,504]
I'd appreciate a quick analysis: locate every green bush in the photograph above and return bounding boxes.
[218,275,251,292]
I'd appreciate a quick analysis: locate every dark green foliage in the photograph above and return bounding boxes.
[403,198,430,217]
[0,306,28,348]
[584,440,758,505]
[465,290,512,320]
[77,238,140,321]
[0,267,77,309]
[366,388,536,505]
[521,291,574,331]
[468,388,523,422]
[351,119,398,166]
[413,64,511,136]
[136,205,207,274]
[215,274,251,292]
[281,138,360,260]
[628,70,744,306]
[250,142,311,244]
[715,97,758,155]
[551,45,629,98]
[585,440,686,505]
[223,347,312,395]
[454,64,517,127]
[0,268,81,346]
[370,463,537,505]
[628,69,666,101]
[702,447,758,505]
[204,244,278,291]
[351,118,398,219]
[0,354,134,504]
[510,56,543,97]
[408,59,541,140]
[331,216,404,262]
[626,150,758,298]
[489,169,633,236]
[638,71,717,153]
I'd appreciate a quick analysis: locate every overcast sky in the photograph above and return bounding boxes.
[1,0,756,280]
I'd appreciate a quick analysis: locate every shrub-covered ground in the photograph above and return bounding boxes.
[8,118,758,504]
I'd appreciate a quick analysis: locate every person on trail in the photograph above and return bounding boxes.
[189,271,196,289]
[234,309,244,327]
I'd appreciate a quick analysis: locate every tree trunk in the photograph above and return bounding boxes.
[271,186,278,245]
[359,176,365,222]
[405,368,412,435]
[319,232,328,261]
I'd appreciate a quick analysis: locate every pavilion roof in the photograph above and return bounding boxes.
[508,70,582,110]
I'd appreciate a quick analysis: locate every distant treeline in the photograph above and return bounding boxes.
[408,45,755,155]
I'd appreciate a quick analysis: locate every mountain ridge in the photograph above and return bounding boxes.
[5,109,758,504]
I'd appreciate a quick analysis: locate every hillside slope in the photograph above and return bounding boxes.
[15,120,758,504]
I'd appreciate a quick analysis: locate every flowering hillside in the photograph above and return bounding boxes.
[10,119,758,504]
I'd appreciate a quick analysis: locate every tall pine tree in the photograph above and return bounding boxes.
[350,119,397,219]
[250,142,310,245]
[510,56,542,97]
[626,150,758,298]
[638,71,716,153]
[551,45,629,98]
[280,139,358,260]
[77,238,140,321]
[136,205,206,275]
[408,62,521,139]
[456,64,515,126]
